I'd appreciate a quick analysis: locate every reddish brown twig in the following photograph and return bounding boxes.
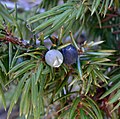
[0,35,30,48]
[112,30,120,34]
[101,16,113,23]
[96,23,120,29]
[0,25,31,48]
[106,13,118,17]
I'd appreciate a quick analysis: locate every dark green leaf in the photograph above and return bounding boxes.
[7,73,29,119]
[100,81,120,99]
[0,84,6,110]
[69,97,80,119]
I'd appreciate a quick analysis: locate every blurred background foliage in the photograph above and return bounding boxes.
[0,0,120,119]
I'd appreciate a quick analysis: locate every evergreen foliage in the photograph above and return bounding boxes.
[0,0,120,119]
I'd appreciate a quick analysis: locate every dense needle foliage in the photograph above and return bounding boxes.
[0,0,120,119]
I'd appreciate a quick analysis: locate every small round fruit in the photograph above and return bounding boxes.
[61,44,78,65]
[45,49,63,68]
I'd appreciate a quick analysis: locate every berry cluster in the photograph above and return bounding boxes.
[45,44,78,68]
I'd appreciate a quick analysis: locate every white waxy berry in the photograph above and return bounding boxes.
[45,49,63,68]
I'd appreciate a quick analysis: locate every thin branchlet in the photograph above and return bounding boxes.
[0,27,31,48]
